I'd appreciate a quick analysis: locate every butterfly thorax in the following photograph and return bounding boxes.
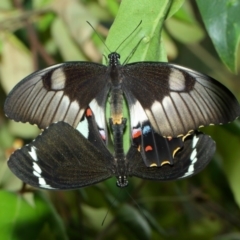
[108,52,122,85]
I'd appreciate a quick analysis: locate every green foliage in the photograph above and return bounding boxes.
[0,191,67,239]
[196,0,240,73]
[0,0,240,239]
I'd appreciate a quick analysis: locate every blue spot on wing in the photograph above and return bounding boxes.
[142,125,151,135]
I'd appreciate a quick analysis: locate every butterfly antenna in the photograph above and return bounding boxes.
[124,189,148,219]
[115,20,142,53]
[122,36,145,65]
[102,189,122,226]
[86,21,111,53]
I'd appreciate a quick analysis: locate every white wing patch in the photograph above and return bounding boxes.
[76,99,107,140]
[38,178,55,189]
[180,135,199,178]
[28,146,55,189]
[149,100,172,135]
[192,134,199,148]
[76,115,89,138]
[169,68,186,91]
[129,99,148,128]
[51,67,66,90]
[89,99,106,129]
[190,148,197,161]
[29,146,38,161]
[89,99,107,140]
[33,162,42,176]
[64,100,81,126]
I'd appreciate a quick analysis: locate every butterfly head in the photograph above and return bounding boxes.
[116,175,128,188]
[108,52,120,67]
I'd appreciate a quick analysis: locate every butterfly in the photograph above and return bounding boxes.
[4,52,240,138]
[7,107,216,189]
[4,47,240,188]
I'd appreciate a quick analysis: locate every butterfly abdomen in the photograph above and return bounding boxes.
[110,87,124,125]
[109,117,129,188]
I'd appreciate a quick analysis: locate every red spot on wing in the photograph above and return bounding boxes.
[86,108,92,117]
[145,145,153,152]
[132,129,141,139]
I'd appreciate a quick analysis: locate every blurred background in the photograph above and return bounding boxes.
[0,0,240,239]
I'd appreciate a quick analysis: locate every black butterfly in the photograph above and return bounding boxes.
[5,47,240,188]
[4,52,240,139]
[8,108,216,189]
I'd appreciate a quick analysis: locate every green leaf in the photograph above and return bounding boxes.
[196,0,240,72]
[166,2,205,44]
[0,191,67,240]
[222,120,240,137]
[81,203,113,230]
[106,0,119,16]
[104,0,184,63]
[210,126,240,208]
[116,204,151,240]
[167,0,185,18]
[215,233,240,240]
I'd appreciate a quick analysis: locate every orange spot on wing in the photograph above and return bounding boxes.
[132,130,141,138]
[86,108,92,116]
[145,145,153,152]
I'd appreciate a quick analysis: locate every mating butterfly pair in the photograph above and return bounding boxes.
[5,51,240,189]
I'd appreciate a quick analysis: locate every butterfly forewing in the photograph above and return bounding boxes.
[8,121,114,190]
[4,62,109,129]
[5,54,240,138]
[122,62,240,137]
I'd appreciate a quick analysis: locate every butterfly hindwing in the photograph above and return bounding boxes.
[122,62,240,137]
[127,131,215,181]
[4,62,109,129]
[8,120,215,188]
[8,120,114,190]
